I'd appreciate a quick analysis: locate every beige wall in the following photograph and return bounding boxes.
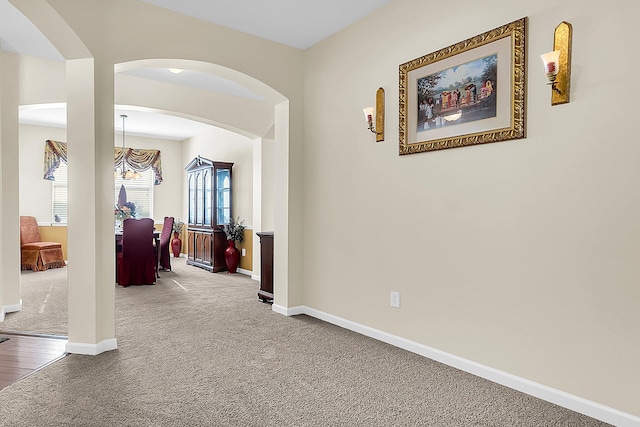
[302,0,639,418]
[18,54,66,105]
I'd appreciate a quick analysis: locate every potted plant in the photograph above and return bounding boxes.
[221,217,245,273]
[171,218,184,257]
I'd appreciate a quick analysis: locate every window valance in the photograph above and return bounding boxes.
[43,140,163,185]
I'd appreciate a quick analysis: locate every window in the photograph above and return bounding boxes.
[216,170,231,225]
[52,162,68,222]
[114,170,154,218]
[52,162,154,222]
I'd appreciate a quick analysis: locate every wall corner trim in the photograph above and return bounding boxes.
[3,300,23,314]
[66,338,117,355]
[271,304,305,316]
[276,305,640,427]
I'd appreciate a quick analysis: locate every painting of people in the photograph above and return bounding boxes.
[399,18,526,154]
[416,54,497,132]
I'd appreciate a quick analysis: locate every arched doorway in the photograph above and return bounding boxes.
[2,1,297,355]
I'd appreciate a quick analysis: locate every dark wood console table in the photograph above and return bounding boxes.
[256,232,273,302]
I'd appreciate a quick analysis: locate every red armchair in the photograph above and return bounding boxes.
[19,216,66,271]
[117,218,156,286]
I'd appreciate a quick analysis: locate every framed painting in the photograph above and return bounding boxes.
[399,17,527,155]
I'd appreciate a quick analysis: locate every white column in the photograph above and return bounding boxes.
[0,51,22,320]
[272,100,305,311]
[65,58,117,354]
[252,137,262,280]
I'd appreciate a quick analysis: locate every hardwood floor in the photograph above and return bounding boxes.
[0,332,67,390]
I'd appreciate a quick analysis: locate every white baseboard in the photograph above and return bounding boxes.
[272,304,305,316]
[66,338,117,355]
[237,267,253,276]
[275,305,640,427]
[3,299,23,314]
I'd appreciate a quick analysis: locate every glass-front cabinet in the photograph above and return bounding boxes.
[185,156,233,272]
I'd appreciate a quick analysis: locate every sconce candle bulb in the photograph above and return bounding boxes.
[540,50,562,94]
[363,107,375,132]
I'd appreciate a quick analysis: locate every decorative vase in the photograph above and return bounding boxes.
[171,231,182,257]
[224,240,240,274]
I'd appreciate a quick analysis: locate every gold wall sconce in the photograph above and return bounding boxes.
[363,87,385,142]
[540,21,572,105]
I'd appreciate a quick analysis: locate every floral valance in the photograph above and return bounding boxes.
[43,140,163,185]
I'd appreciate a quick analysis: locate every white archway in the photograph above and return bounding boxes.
[4,1,299,355]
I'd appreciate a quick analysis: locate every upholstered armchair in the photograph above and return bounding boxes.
[19,216,66,271]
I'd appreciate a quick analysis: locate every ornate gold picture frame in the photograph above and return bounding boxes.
[399,18,527,155]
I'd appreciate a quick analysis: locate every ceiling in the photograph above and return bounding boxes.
[139,0,391,50]
[0,0,392,140]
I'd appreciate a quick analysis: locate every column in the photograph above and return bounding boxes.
[0,51,22,320]
[65,57,117,354]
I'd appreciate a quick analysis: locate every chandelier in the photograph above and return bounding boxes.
[116,114,141,180]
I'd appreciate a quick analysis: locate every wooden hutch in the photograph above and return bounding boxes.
[185,156,233,272]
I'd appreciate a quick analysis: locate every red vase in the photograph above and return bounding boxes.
[224,240,240,274]
[171,232,182,258]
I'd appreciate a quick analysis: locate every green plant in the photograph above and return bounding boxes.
[172,218,184,234]
[222,217,245,242]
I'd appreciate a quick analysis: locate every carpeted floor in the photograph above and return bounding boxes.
[1,265,68,335]
[0,258,610,426]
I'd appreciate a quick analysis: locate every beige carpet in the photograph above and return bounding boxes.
[1,264,68,335]
[0,258,610,426]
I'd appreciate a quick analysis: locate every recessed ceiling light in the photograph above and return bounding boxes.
[168,68,184,74]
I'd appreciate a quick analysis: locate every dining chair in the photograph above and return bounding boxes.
[117,218,156,286]
[19,216,66,271]
[157,216,174,271]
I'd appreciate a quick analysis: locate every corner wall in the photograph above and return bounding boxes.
[302,0,640,419]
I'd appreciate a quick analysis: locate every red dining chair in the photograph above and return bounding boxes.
[117,218,156,287]
[157,216,174,271]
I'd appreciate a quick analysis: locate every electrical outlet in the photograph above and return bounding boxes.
[241,248,246,256]
[390,291,400,308]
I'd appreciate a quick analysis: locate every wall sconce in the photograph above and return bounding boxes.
[540,21,572,105]
[363,87,385,142]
